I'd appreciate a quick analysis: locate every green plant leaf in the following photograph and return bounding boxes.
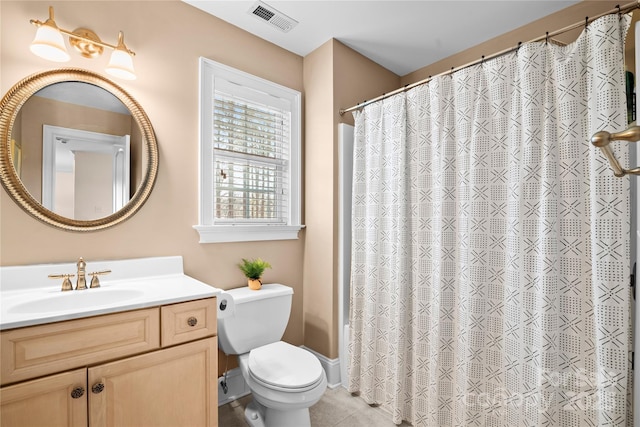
[237,257,272,280]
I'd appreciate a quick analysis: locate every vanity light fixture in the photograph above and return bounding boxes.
[30,6,137,80]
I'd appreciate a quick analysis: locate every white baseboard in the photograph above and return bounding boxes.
[218,367,250,406]
[301,346,342,389]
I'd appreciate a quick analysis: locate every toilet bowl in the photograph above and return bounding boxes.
[217,284,327,427]
[240,341,327,426]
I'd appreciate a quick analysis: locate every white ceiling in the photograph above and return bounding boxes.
[36,82,130,115]
[183,0,579,76]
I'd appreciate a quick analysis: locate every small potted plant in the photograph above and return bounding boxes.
[238,258,271,290]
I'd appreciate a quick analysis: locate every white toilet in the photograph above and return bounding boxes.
[217,283,327,427]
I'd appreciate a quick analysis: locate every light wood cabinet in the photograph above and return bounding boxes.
[89,338,217,427]
[0,369,87,427]
[1,308,160,386]
[161,298,216,347]
[0,298,218,427]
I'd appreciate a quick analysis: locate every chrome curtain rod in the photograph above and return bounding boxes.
[339,0,640,116]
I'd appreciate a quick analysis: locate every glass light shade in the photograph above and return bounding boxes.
[106,49,136,80]
[30,23,70,62]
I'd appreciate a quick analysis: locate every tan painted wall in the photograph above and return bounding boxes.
[0,1,305,376]
[302,39,399,358]
[302,41,336,358]
[401,0,626,86]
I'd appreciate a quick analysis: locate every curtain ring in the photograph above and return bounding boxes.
[481,55,485,66]
[585,16,589,30]
[545,32,549,45]
[617,4,622,20]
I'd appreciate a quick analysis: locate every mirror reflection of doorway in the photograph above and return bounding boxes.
[42,125,130,220]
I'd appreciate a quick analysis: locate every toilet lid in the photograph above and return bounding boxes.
[248,341,324,389]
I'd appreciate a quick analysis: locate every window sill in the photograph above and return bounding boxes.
[193,224,305,243]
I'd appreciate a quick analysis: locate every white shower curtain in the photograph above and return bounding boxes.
[348,14,632,427]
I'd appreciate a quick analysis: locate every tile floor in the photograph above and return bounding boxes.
[218,386,412,426]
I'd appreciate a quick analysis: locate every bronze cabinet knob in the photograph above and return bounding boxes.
[70,386,85,399]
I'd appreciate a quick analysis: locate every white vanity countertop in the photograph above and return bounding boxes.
[0,256,220,330]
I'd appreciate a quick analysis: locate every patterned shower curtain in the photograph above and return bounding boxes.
[348,14,632,427]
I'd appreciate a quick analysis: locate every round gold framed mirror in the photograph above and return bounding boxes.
[0,68,158,231]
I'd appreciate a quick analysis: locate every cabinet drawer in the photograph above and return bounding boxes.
[1,308,160,386]
[161,298,216,347]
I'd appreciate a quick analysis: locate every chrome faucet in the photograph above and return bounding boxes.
[76,257,88,290]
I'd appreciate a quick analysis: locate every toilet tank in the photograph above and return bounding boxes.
[217,283,293,355]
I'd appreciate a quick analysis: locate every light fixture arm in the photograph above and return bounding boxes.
[29,7,135,56]
[65,28,134,57]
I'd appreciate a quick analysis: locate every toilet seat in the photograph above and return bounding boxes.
[248,341,324,391]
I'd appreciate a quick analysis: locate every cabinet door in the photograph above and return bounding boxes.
[88,337,217,427]
[0,368,87,427]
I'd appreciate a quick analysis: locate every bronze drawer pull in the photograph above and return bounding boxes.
[92,383,105,394]
[187,317,198,327]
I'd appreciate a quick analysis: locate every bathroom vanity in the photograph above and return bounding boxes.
[0,256,220,427]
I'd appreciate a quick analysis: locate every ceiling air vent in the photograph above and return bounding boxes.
[248,1,298,33]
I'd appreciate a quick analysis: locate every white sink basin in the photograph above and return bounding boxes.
[0,256,220,330]
[8,288,145,314]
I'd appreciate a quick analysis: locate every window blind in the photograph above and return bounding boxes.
[213,92,290,223]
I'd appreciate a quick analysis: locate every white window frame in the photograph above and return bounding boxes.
[194,57,303,243]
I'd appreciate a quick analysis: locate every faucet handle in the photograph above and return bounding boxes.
[89,270,111,288]
[49,273,76,292]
